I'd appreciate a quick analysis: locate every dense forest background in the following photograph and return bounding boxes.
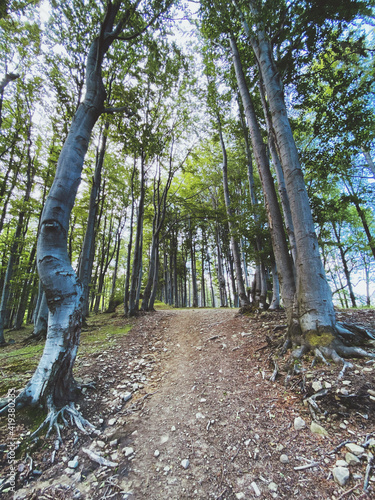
[1,0,375,344]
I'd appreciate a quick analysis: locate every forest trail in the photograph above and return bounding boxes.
[5,308,375,499]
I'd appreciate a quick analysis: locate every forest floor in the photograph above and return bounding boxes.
[0,306,375,499]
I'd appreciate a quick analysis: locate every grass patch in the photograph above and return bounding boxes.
[154,300,173,310]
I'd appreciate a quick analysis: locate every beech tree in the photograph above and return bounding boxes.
[0,0,174,433]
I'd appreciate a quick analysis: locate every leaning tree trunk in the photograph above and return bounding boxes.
[248,28,336,336]
[235,3,372,361]
[5,3,122,416]
[230,35,295,323]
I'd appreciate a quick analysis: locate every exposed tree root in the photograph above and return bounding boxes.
[30,401,95,441]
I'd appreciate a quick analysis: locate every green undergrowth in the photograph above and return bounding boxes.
[79,316,132,355]
[0,312,134,398]
[153,300,173,310]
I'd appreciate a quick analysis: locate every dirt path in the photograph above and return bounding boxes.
[6,308,375,499]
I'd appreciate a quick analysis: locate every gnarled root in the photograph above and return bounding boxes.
[31,400,95,441]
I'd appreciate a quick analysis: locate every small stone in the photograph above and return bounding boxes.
[310,421,329,436]
[96,440,106,448]
[108,418,116,426]
[154,450,160,457]
[123,392,132,402]
[181,459,190,469]
[324,381,332,389]
[345,443,365,456]
[353,473,363,480]
[312,381,323,392]
[333,466,350,487]
[196,412,205,419]
[294,417,306,430]
[98,418,104,424]
[342,380,351,385]
[340,388,350,396]
[123,447,134,457]
[171,426,176,432]
[339,423,347,430]
[368,389,375,397]
[109,439,118,447]
[251,481,261,497]
[336,459,348,467]
[68,456,79,469]
[345,452,360,465]
[235,493,245,499]
[280,454,289,464]
[268,482,278,492]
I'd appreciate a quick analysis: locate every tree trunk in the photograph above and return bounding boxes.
[230,35,295,321]
[78,120,109,319]
[332,222,357,308]
[0,123,35,342]
[11,3,123,413]
[129,155,146,316]
[216,229,227,307]
[124,160,136,316]
[232,14,337,341]
[217,115,249,307]
[269,263,280,310]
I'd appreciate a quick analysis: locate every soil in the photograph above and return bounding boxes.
[1,307,375,500]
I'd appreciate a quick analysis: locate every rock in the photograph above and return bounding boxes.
[280,454,289,464]
[68,456,79,469]
[335,459,348,467]
[181,459,190,469]
[109,439,118,447]
[312,381,323,392]
[340,387,350,396]
[310,421,328,436]
[250,481,261,497]
[345,443,365,456]
[196,412,205,419]
[108,418,116,426]
[123,447,134,457]
[345,452,360,465]
[342,380,351,385]
[333,466,350,487]
[171,426,176,432]
[96,440,106,448]
[123,392,132,402]
[324,381,332,389]
[235,493,245,499]
[268,482,278,492]
[154,450,160,457]
[294,417,306,430]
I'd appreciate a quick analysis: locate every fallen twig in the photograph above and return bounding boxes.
[337,485,358,499]
[82,447,118,467]
[294,462,319,471]
[364,454,373,491]
[327,439,351,455]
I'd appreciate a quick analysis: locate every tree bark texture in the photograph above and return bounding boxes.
[217,114,250,307]
[230,35,295,321]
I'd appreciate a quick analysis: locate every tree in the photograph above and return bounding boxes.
[0,0,174,433]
